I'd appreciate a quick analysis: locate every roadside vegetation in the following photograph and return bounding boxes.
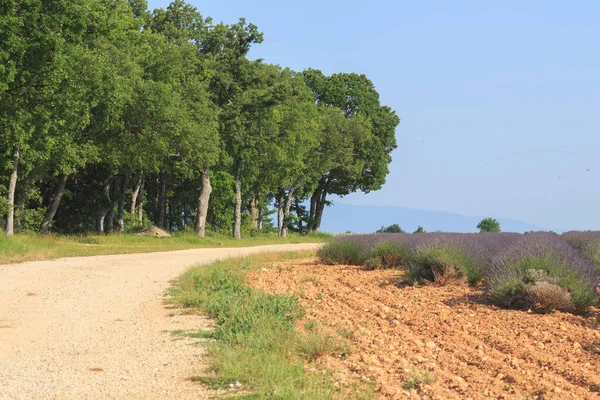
[318,231,599,314]
[169,251,372,399]
[0,231,329,265]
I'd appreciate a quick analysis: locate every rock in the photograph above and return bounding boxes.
[455,376,464,383]
[390,319,400,326]
[381,306,391,314]
[413,339,425,347]
[426,341,437,350]
[496,373,505,380]
[573,342,582,350]
[553,387,562,393]
[261,268,269,273]
[135,226,171,238]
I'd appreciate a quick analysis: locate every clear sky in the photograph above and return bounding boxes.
[148,0,600,231]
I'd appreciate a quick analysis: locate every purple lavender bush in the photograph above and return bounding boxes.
[318,232,522,285]
[486,232,598,312]
[562,231,600,273]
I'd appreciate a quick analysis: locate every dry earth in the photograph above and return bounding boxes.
[0,243,320,400]
[248,258,600,400]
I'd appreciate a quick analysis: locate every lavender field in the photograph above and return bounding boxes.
[318,231,600,313]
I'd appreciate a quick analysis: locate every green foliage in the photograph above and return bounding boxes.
[1,1,398,239]
[413,226,426,233]
[477,217,501,233]
[376,224,405,233]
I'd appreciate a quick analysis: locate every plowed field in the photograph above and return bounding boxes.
[247,258,600,400]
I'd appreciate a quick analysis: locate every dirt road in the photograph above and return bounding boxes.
[0,243,320,400]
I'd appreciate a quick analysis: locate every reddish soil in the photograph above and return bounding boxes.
[247,258,600,400]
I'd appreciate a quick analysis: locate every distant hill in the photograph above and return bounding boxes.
[320,203,545,234]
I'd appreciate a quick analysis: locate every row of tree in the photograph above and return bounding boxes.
[0,0,399,238]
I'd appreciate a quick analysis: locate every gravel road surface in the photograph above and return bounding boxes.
[0,243,320,399]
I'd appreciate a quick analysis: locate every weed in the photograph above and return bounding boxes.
[297,330,350,361]
[300,275,322,286]
[402,369,436,390]
[337,328,355,341]
[304,320,319,331]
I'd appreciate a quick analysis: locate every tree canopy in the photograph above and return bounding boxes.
[0,0,400,238]
[477,218,502,233]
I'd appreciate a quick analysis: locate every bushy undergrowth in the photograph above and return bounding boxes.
[563,231,600,273]
[170,252,367,399]
[486,232,598,312]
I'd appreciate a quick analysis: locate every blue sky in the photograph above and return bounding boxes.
[149,0,600,231]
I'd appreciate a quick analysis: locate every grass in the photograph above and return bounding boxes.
[0,231,329,265]
[169,251,371,399]
[402,368,437,390]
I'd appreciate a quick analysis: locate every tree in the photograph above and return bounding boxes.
[376,224,405,233]
[413,226,425,233]
[477,218,501,233]
[302,69,400,232]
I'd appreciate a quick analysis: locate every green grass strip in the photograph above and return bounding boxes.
[0,231,329,265]
[169,251,372,400]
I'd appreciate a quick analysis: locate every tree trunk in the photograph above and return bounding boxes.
[106,176,120,232]
[295,198,303,233]
[258,207,263,231]
[130,173,142,215]
[137,178,145,222]
[232,162,243,239]
[157,172,166,228]
[250,195,259,229]
[314,190,327,232]
[117,175,128,233]
[4,147,19,236]
[308,189,318,231]
[97,177,113,234]
[277,192,284,237]
[40,173,69,234]
[281,177,303,238]
[194,167,212,238]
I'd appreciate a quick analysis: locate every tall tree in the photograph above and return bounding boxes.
[303,69,400,231]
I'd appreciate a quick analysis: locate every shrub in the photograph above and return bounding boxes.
[486,232,598,312]
[366,241,409,269]
[562,231,600,273]
[317,238,368,265]
[407,237,483,284]
[524,282,574,313]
